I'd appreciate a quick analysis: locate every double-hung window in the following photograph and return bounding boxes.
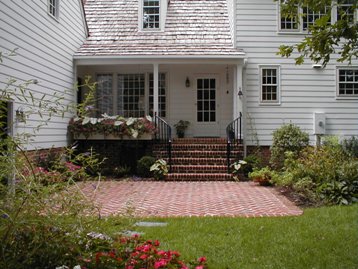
[337,0,356,24]
[302,6,330,31]
[337,67,358,97]
[143,0,160,29]
[279,0,356,32]
[48,0,59,19]
[260,66,280,104]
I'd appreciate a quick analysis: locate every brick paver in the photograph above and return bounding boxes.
[79,181,303,217]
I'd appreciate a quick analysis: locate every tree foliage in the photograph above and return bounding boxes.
[276,0,358,66]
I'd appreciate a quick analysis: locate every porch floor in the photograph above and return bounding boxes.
[79,181,302,217]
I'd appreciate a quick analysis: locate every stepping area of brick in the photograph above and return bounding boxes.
[79,181,303,217]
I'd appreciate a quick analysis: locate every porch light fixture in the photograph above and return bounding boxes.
[238,90,243,97]
[16,107,25,122]
[185,77,190,88]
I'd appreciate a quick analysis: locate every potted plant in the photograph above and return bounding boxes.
[174,120,190,138]
[248,167,273,186]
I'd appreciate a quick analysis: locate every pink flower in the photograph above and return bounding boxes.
[195,266,204,269]
[154,259,167,269]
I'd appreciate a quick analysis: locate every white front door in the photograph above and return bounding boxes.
[194,77,220,137]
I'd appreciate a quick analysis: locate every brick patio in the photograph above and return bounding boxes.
[79,181,303,217]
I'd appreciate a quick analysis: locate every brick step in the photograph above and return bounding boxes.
[154,150,243,158]
[172,138,227,144]
[165,173,233,181]
[169,157,235,165]
[171,164,228,173]
[170,143,236,151]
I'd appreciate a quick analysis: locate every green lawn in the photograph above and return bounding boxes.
[128,205,358,269]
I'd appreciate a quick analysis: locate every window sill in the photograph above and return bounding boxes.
[48,13,60,22]
[259,102,281,106]
[335,96,358,100]
[277,31,307,36]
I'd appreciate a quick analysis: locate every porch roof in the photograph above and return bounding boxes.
[75,0,244,58]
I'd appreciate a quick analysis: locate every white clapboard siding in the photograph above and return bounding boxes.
[0,0,87,150]
[236,0,358,146]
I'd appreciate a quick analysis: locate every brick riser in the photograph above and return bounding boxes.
[168,157,236,165]
[166,173,232,181]
[171,164,227,173]
[153,138,244,181]
[154,150,243,158]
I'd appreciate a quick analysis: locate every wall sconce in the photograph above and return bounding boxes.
[185,77,190,88]
[16,107,25,122]
[238,90,243,97]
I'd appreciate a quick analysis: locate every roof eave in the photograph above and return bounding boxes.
[74,54,247,65]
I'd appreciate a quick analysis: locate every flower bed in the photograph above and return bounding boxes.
[68,115,156,140]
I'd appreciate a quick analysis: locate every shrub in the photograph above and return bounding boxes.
[270,123,309,169]
[342,136,358,158]
[113,165,131,178]
[242,154,262,177]
[272,145,358,205]
[137,156,156,178]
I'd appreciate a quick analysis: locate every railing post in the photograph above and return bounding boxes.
[168,139,172,173]
[227,140,231,174]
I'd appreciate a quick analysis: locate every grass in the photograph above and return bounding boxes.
[125,205,358,269]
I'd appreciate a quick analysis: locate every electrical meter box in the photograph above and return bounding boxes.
[313,112,326,135]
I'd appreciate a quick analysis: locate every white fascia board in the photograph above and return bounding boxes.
[74,54,247,66]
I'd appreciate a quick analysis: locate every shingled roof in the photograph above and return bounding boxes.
[75,0,244,57]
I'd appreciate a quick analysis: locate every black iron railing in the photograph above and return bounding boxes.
[154,115,172,172]
[226,112,243,173]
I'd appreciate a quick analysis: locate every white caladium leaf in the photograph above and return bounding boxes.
[145,115,152,122]
[132,129,139,138]
[90,118,97,124]
[126,117,135,126]
[114,121,123,126]
[73,117,80,122]
[82,117,91,125]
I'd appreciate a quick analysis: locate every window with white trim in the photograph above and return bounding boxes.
[302,6,330,31]
[260,66,280,104]
[279,1,299,31]
[48,0,59,19]
[149,73,166,117]
[118,74,146,118]
[337,68,358,97]
[337,0,356,24]
[143,0,160,29]
[96,74,114,116]
[96,73,167,117]
[278,1,356,32]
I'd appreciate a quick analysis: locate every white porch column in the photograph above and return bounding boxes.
[233,64,243,119]
[153,63,159,117]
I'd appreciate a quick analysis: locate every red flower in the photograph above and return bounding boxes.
[198,256,207,263]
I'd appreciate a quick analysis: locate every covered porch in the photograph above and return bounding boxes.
[75,57,246,139]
